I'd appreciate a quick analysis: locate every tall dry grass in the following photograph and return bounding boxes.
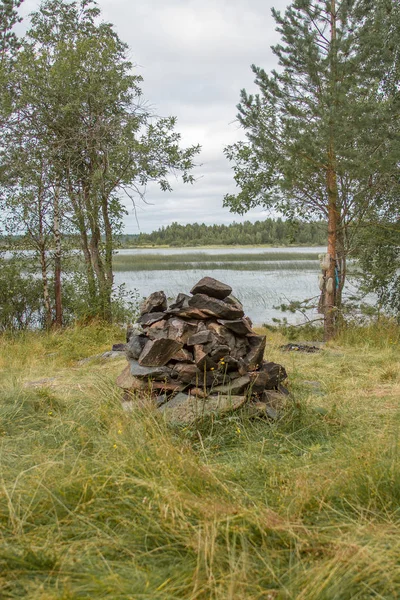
[0,322,399,599]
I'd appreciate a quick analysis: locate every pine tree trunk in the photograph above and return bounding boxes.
[325,157,338,340]
[324,0,339,341]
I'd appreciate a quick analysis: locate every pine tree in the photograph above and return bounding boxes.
[352,0,400,316]
[224,0,388,339]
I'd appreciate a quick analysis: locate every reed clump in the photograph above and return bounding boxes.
[112,251,320,272]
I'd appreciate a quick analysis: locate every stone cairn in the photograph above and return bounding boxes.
[116,277,288,424]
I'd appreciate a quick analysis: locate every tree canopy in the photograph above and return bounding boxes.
[1,0,200,324]
[224,0,399,336]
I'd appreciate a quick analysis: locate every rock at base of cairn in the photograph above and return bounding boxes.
[159,393,247,425]
[117,277,289,423]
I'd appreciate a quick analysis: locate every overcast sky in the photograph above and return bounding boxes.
[21,0,290,233]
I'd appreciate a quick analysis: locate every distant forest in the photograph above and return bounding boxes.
[121,219,327,247]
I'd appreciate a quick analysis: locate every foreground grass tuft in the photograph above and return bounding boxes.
[0,323,399,598]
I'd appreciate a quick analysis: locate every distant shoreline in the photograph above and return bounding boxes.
[117,243,326,250]
[2,242,327,252]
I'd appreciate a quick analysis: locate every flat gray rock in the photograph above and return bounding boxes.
[209,345,231,362]
[244,335,266,370]
[224,295,244,310]
[169,348,193,362]
[78,351,124,365]
[189,294,244,320]
[116,366,183,392]
[186,330,213,346]
[212,375,251,395]
[130,360,172,380]
[140,291,167,315]
[126,323,144,342]
[261,390,288,406]
[167,306,210,320]
[231,337,250,361]
[206,322,236,349]
[137,312,166,327]
[259,362,288,386]
[139,338,183,367]
[171,362,200,384]
[193,344,218,371]
[125,334,147,360]
[169,293,191,310]
[159,392,247,424]
[190,277,232,300]
[217,318,253,336]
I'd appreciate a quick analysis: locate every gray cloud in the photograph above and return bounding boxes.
[21,0,289,233]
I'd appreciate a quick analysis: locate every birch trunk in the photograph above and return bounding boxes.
[53,183,63,327]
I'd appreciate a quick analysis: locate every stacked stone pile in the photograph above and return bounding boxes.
[117,277,289,423]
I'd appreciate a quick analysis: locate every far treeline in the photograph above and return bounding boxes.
[124,219,327,247]
[0,0,399,338]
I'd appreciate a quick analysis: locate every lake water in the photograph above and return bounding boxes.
[114,246,328,325]
[116,246,327,256]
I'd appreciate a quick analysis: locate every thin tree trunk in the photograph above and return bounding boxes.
[53,183,63,327]
[83,183,111,322]
[37,169,52,329]
[67,177,97,306]
[101,190,114,321]
[89,221,109,320]
[335,223,346,309]
[81,182,104,314]
[39,246,52,329]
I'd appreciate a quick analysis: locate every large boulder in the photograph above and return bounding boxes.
[190,277,232,300]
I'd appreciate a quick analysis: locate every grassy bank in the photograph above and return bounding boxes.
[0,323,399,598]
[113,251,320,272]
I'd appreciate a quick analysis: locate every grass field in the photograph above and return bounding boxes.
[0,322,399,599]
[112,252,320,272]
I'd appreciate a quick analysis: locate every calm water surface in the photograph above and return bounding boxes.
[114,246,327,325]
